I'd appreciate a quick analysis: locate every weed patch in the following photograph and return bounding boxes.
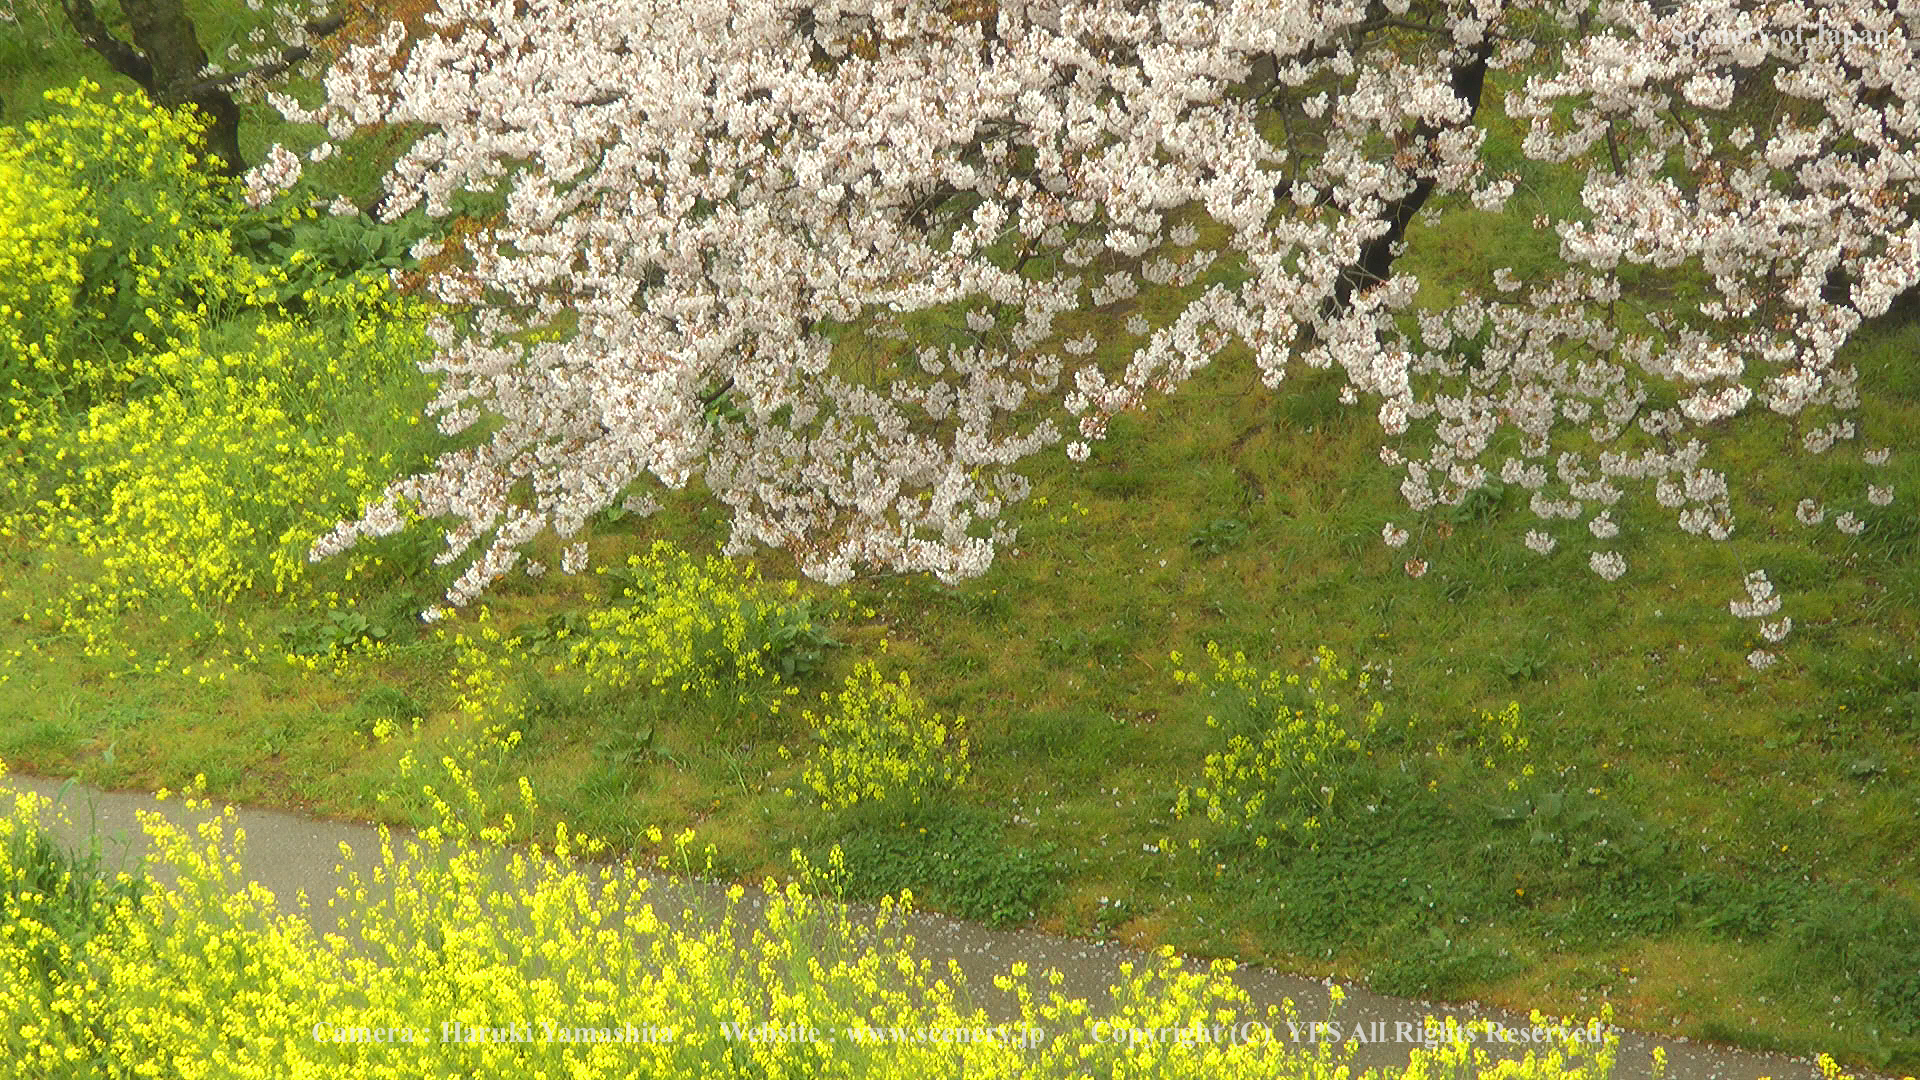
[825,802,1059,927]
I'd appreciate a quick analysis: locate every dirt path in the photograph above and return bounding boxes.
[3,771,1887,1080]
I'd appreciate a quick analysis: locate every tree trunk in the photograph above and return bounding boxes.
[61,0,246,175]
[1327,41,1495,317]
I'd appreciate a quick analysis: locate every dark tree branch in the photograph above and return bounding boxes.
[174,14,347,98]
[1327,40,1494,317]
[59,0,157,87]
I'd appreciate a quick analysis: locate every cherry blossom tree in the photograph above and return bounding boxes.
[276,0,1910,638]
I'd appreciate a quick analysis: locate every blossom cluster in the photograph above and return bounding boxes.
[1728,569,1792,668]
[280,0,1905,637]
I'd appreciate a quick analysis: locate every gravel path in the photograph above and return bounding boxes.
[3,771,1894,1080]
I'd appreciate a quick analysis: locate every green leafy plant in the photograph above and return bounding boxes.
[1040,622,1131,669]
[281,609,390,657]
[744,599,840,681]
[1369,933,1528,1000]
[1488,789,1602,848]
[594,723,661,769]
[1500,647,1548,682]
[510,612,591,650]
[238,210,431,307]
[1186,516,1249,556]
[1447,482,1508,525]
[826,803,1057,927]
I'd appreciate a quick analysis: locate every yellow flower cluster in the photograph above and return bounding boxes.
[800,662,970,811]
[0,755,1652,1079]
[1472,701,1537,793]
[1172,644,1388,848]
[449,608,523,732]
[347,610,536,826]
[0,151,83,387]
[572,541,843,711]
[0,82,265,413]
[446,609,529,770]
[6,280,429,655]
[0,82,437,665]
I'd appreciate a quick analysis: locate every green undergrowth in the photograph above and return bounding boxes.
[2,37,1919,1080]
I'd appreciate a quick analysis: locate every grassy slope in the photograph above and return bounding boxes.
[4,10,1920,1073]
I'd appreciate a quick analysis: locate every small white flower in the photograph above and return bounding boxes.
[1471,178,1514,211]
[1867,485,1893,507]
[1587,512,1618,540]
[1747,649,1777,671]
[1759,616,1792,643]
[1524,529,1556,555]
[241,143,302,208]
[1066,441,1090,462]
[1589,551,1627,581]
[1863,447,1891,466]
[1794,499,1825,526]
[1730,570,1780,618]
[1802,421,1850,455]
[1382,523,1409,548]
[1835,512,1866,536]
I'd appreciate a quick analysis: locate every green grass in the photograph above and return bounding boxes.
[821,801,1062,928]
[3,17,1920,1076]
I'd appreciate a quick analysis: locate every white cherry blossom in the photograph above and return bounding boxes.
[277,0,1909,631]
